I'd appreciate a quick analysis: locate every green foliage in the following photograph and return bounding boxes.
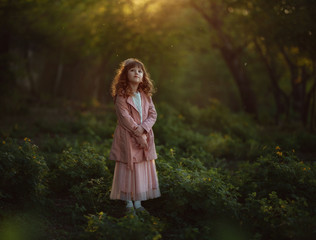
[234,148,315,240]
[49,143,111,197]
[0,212,47,240]
[236,148,316,200]
[70,177,111,213]
[155,149,240,239]
[2,0,316,223]
[244,191,312,240]
[33,110,116,142]
[85,212,163,240]
[0,102,315,240]
[2,0,316,127]
[0,137,48,204]
[154,102,207,152]
[292,131,316,155]
[180,100,258,140]
[156,101,263,162]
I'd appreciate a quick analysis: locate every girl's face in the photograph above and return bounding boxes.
[127,66,143,84]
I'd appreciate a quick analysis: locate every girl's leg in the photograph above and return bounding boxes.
[126,200,133,208]
[126,200,137,216]
[134,200,148,213]
[134,200,142,209]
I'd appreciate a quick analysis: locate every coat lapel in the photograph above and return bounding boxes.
[140,91,144,120]
[127,91,145,121]
[126,95,138,112]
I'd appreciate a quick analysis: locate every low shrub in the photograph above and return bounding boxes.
[0,211,47,240]
[155,149,240,239]
[154,103,206,152]
[234,147,316,240]
[244,191,313,240]
[85,212,163,240]
[0,137,48,204]
[49,143,111,198]
[70,177,112,213]
[179,100,258,141]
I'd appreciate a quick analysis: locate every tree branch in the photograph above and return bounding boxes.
[189,0,212,24]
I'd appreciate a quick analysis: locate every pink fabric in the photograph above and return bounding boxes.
[109,91,158,171]
[110,160,161,201]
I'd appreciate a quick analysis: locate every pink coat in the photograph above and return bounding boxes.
[109,91,158,170]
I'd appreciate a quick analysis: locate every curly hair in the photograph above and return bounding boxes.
[111,58,156,99]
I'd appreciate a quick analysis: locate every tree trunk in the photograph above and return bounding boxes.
[309,78,316,132]
[280,46,311,125]
[219,46,257,116]
[92,76,100,100]
[190,0,257,116]
[24,45,38,96]
[0,0,14,92]
[254,39,289,124]
[54,52,64,97]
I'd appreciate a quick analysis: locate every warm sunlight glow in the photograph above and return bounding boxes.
[131,0,161,12]
[132,0,150,5]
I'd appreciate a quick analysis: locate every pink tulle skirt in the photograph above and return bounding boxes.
[110,160,161,201]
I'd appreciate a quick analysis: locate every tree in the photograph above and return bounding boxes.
[188,0,258,116]
[235,0,316,127]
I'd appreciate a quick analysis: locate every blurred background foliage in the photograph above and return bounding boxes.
[1,0,316,239]
[1,0,315,127]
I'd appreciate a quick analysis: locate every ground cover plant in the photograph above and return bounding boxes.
[1,100,315,240]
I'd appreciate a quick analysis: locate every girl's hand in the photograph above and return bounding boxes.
[134,125,145,137]
[136,134,148,149]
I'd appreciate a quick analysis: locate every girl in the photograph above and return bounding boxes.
[109,58,161,214]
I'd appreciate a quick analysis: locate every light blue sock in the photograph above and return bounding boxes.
[134,200,141,209]
[126,200,133,208]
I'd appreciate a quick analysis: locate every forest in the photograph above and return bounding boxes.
[0,0,315,239]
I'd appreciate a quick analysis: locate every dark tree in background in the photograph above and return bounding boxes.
[1,0,316,129]
[190,0,258,117]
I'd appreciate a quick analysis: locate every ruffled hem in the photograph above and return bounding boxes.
[110,160,161,201]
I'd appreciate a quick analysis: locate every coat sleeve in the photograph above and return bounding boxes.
[134,134,148,150]
[115,95,138,134]
[141,96,157,133]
